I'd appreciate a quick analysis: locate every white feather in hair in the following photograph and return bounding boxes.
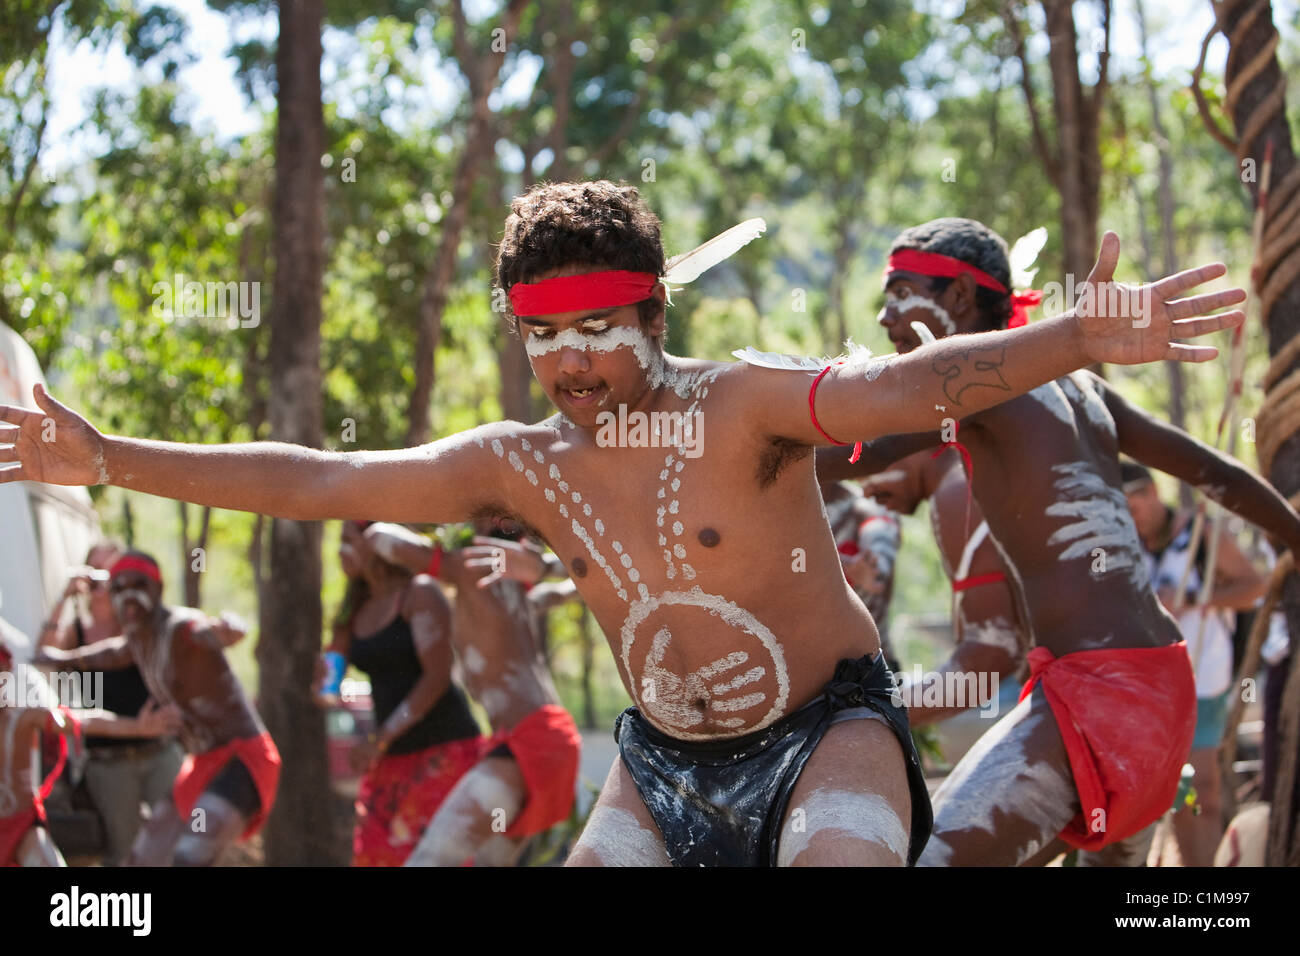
[1008,227,1048,290]
[663,218,767,286]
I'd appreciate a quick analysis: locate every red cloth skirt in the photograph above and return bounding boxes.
[488,704,581,839]
[172,732,282,840]
[0,806,38,866]
[1020,641,1196,851]
[352,735,487,867]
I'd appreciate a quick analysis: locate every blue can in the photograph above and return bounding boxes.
[322,651,346,700]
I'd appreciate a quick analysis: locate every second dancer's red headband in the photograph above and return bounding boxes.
[109,555,162,584]
[884,249,1042,328]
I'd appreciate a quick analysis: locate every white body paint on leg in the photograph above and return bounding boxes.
[919,691,1077,866]
[405,764,524,867]
[777,788,908,866]
[576,805,671,867]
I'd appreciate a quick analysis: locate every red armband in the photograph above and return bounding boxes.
[809,365,862,464]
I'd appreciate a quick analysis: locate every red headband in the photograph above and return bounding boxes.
[109,555,162,584]
[508,270,659,317]
[885,249,1042,328]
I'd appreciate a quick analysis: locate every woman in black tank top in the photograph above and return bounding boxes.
[322,521,485,866]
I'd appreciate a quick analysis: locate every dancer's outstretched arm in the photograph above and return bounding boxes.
[0,384,515,525]
[747,233,1245,444]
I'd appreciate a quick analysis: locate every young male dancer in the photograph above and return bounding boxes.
[1,184,1244,865]
[821,217,1295,865]
[34,552,279,865]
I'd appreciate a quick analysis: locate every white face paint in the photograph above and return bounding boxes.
[884,291,956,335]
[580,805,671,867]
[1044,461,1149,590]
[525,325,670,391]
[777,789,909,866]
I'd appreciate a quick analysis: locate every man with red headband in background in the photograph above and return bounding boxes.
[348,520,581,866]
[0,181,1247,866]
[821,217,1300,865]
[1,618,181,865]
[33,550,278,865]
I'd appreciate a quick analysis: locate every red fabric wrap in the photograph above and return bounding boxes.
[0,806,38,866]
[509,270,658,317]
[172,732,282,840]
[1018,642,1196,851]
[352,734,486,867]
[109,555,162,584]
[489,704,581,838]
[1,708,78,865]
[951,571,1007,593]
[885,249,1041,328]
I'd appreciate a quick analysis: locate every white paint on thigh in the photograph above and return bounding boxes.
[920,694,1077,866]
[777,788,908,866]
[405,766,523,867]
[578,805,670,867]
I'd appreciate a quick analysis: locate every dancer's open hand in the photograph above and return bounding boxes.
[1075,232,1246,367]
[0,383,109,487]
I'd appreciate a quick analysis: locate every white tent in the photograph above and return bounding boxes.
[0,321,99,645]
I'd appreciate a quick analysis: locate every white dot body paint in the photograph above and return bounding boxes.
[581,805,670,867]
[777,789,909,866]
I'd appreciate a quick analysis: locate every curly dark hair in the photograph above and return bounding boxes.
[889,218,1013,332]
[495,180,666,332]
